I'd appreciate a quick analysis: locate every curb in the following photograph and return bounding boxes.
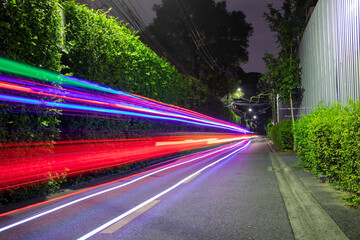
[267,140,349,240]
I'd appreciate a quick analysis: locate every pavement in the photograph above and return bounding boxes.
[268,140,360,240]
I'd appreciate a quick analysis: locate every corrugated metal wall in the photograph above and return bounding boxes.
[298,0,360,114]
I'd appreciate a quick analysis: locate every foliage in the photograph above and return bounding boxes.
[266,122,274,138]
[0,171,67,204]
[60,1,234,138]
[0,1,245,203]
[264,0,311,53]
[261,0,310,124]
[0,0,62,143]
[147,0,253,97]
[260,52,301,105]
[269,119,294,151]
[0,0,63,71]
[294,101,360,207]
[63,1,187,105]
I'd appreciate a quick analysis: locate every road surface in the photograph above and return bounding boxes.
[0,138,355,239]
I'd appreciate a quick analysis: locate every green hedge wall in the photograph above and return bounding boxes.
[59,1,214,138]
[0,0,63,71]
[0,0,63,143]
[62,1,195,106]
[0,0,245,203]
[268,119,294,151]
[0,0,237,142]
[294,101,360,207]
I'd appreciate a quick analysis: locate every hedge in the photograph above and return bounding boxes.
[0,1,239,203]
[268,119,294,151]
[294,101,360,207]
[0,0,63,143]
[59,1,218,138]
[0,1,217,141]
[61,1,209,107]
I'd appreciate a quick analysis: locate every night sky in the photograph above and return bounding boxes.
[135,0,283,73]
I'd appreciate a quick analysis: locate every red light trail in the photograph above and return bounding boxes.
[0,57,253,192]
[0,134,255,191]
[0,139,252,231]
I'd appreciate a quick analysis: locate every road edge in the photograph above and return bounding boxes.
[267,140,349,240]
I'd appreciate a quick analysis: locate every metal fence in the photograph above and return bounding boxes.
[298,0,360,114]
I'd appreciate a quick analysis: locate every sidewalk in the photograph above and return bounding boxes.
[270,145,360,240]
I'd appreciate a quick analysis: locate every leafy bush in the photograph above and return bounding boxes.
[0,0,63,71]
[58,1,221,138]
[0,1,232,142]
[0,1,242,203]
[0,0,62,143]
[62,1,193,105]
[266,122,274,138]
[294,101,360,207]
[269,119,293,151]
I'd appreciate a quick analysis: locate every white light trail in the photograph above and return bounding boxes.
[78,140,251,239]
[0,139,251,233]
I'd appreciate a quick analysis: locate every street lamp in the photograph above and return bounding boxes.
[237,87,241,91]
[253,115,257,119]
[249,108,252,112]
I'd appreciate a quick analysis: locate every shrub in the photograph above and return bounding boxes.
[269,119,294,151]
[62,1,194,106]
[0,0,63,71]
[266,122,274,138]
[294,101,360,207]
[0,0,62,143]
[59,1,220,138]
[0,1,243,203]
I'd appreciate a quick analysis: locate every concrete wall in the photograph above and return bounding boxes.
[298,0,360,114]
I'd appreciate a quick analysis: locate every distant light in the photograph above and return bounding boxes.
[249,108,252,112]
[237,88,241,91]
[253,115,257,119]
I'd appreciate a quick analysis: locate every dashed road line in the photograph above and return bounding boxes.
[101,200,160,234]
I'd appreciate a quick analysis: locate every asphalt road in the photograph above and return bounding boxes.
[1,138,294,239]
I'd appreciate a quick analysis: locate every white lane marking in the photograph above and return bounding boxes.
[183,172,201,183]
[101,200,160,234]
[78,140,251,240]
[0,140,248,233]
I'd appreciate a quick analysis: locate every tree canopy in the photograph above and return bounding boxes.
[264,0,310,54]
[260,0,311,125]
[146,0,253,97]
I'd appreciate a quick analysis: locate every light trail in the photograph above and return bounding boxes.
[0,134,254,190]
[0,140,251,232]
[0,57,250,133]
[78,140,252,240]
[0,57,253,231]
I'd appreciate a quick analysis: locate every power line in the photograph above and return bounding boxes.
[175,0,223,74]
[133,0,153,25]
[112,0,193,76]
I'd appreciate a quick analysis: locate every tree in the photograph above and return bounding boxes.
[260,0,310,128]
[146,0,253,97]
[260,52,301,125]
